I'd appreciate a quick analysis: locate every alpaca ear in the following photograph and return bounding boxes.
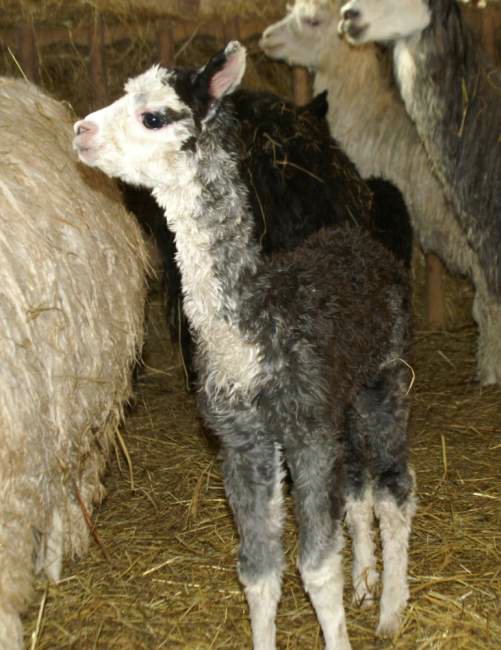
[302,91,328,119]
[195,41,247,102]
[209,42,247,99]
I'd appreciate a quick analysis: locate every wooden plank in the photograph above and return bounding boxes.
[89,13,108,109]
[177,0,201,14]
[292,67,312,107]
[426,253,447,330]
[223,16,240,43]
[481,6,498,61]
[157,19,174,66]
[17,24,38,82]
[0,16,279,51]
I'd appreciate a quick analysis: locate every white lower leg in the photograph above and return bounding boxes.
[44,508,64,582]
[242,572,281,650]
[472,277,501,385]
[375,493,416,638]
[345,490,378,606]
[300,543,352,650]
[0,607,23,650]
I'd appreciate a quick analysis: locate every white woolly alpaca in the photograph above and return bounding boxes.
[0,77,148,648]
[260,0,501,385]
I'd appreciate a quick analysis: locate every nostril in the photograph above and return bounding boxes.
[343,8,360,21]
[75,120,98,136]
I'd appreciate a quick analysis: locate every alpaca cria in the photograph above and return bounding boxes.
[339,0,501,296]
[74,42,416,648]
[260,0,501,386]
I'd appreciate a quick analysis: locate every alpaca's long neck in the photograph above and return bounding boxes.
[154,115,266,393]
[315,22,410,182]
[392,0,491,192]
[393,0,501,294]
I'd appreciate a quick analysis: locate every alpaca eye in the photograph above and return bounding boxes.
[142,112,166,129]
[303,18,321,28]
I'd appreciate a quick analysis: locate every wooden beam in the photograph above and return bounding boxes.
[426,253,447,330]
[481,6,498,61]
[89,13,108,109]
[292,67,312,106]
[0,16,280,51]
[157,19,174,66]
[177,0,201,15]
[17,24,38,82]
[224,16,240,43]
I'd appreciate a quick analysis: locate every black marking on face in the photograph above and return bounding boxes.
[168,68,212,129]
[181,136,197,152]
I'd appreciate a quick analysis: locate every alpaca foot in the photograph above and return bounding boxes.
[376,606,404,639]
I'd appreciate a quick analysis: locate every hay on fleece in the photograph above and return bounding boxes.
[0,77,149,649]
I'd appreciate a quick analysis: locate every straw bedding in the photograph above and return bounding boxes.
[0,77,148,648]
[18,263,501,649]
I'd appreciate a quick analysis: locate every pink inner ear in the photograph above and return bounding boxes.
[209,51,244,99]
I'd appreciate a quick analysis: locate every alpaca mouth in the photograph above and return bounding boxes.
[338,19,368,42]
[259,40,284,56]
[73,139,101,164]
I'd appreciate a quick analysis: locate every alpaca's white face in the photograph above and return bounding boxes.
[260,0,335,69]
[74,42,247,191]
[338,0,431,44]
[73,66,197,189]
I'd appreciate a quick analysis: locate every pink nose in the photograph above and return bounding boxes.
[74,120,98,137]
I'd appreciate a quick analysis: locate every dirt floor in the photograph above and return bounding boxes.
[22,261,501,650]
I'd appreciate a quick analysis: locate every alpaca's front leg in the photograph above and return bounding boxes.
[287,439,352,650]
[222,441,285,650]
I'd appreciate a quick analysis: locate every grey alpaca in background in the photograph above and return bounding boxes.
[260,0,501,386]
[74,42,416,649]
[339,0,501,298]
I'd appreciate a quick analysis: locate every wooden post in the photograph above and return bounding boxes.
[89,13,108,110]
[17,24,38,82]
[157,19,174,66]
[224,16,240,43]
[177,0,200,14]
[481,6,497,62]
[292,67,312,106]
[426,253,446,330]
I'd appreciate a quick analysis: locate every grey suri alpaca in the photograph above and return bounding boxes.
[339,0,501,298]
[74,42,416,649]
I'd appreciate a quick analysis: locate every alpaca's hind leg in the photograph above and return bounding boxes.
[374,477,415,638]
[472,281,501,386]
[362,363,416,638]
[344,411,379,606]
[345,487,378,607]
[222,441,285,650]
[287,439,351,650]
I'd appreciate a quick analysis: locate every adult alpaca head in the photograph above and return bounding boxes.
[337,0,501,302]
[338,0,431,43]
[259,0,336,68]
[74,41,246,189]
